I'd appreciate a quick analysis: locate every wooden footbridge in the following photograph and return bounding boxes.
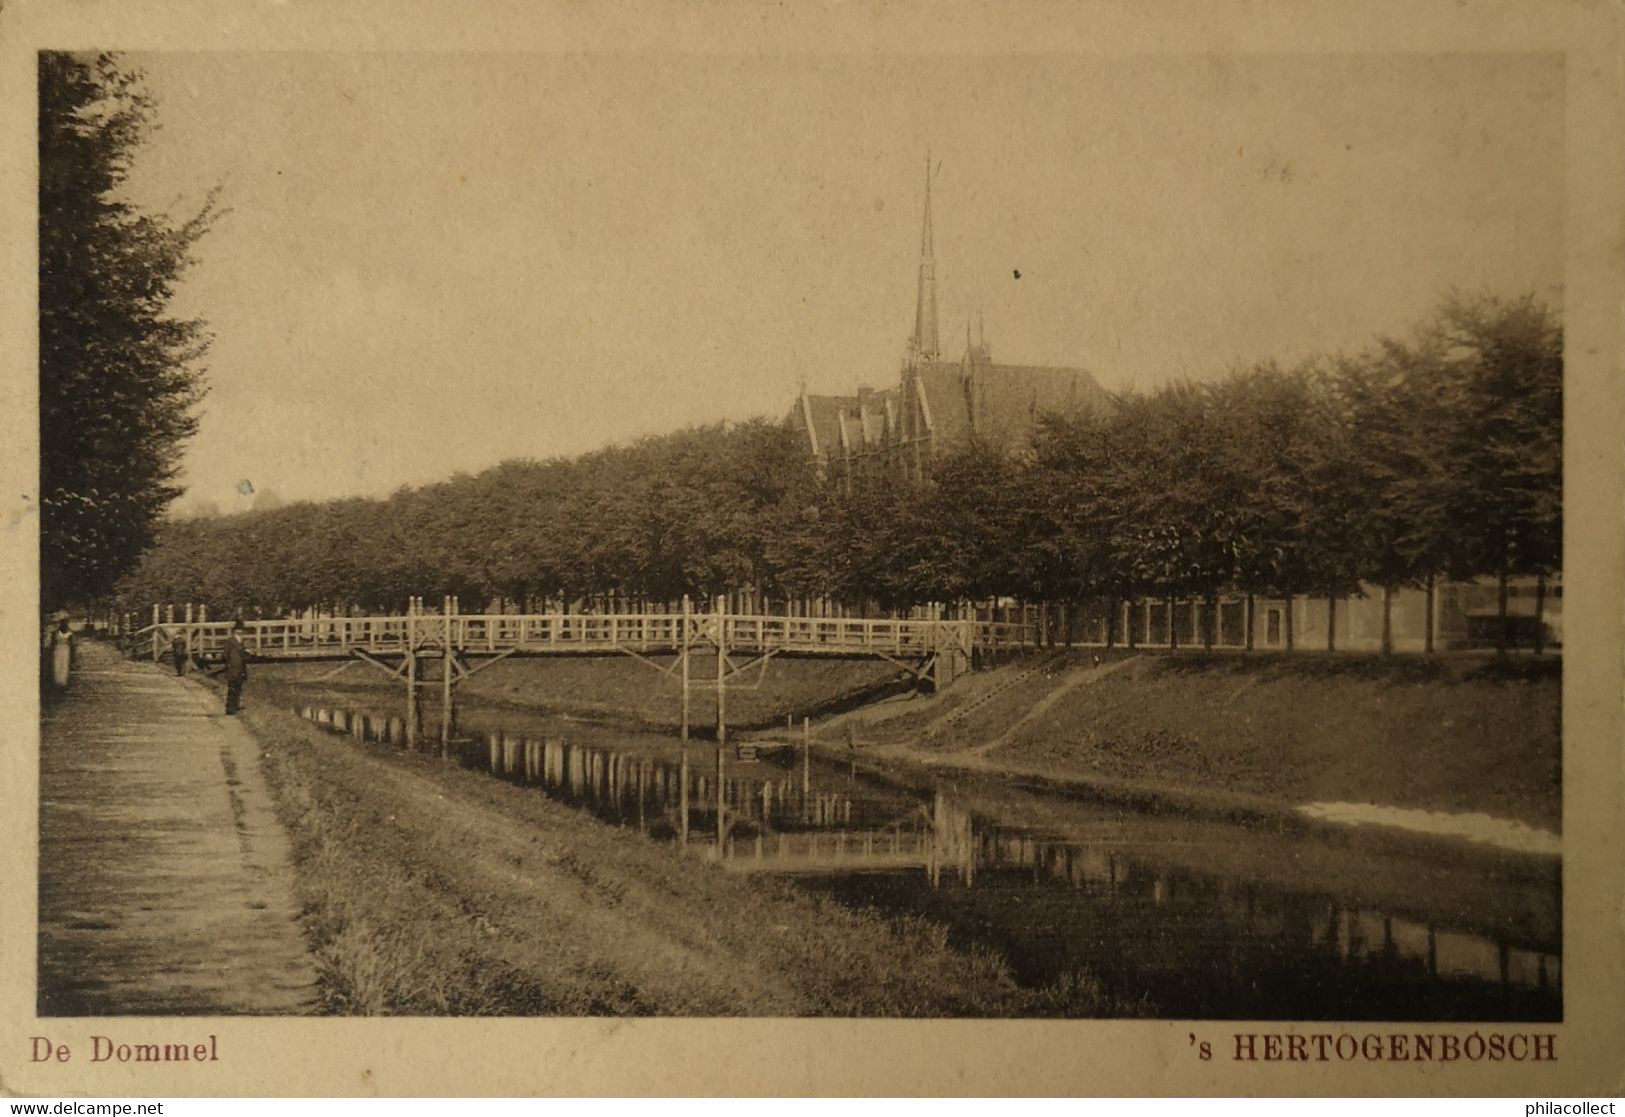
[136,598,1038,684]
[132,596,1039,750]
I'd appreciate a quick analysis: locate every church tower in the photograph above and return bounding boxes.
[786,156,1103,483]
[910,154,940,364]
[900,155,940,481]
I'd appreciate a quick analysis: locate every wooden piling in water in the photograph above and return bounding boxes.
[715,596,726,854]
[440,595,454,754]
[679,594,690,846]
[405,596,418,751]
[714,596,727,749]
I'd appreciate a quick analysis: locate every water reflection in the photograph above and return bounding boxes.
[297,702,1561,1020]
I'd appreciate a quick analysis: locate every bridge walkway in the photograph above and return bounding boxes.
[135,609,1038,665]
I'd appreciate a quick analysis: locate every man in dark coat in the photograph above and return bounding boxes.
[222,620,250,714]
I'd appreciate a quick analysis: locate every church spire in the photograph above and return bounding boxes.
[911,153,939,364]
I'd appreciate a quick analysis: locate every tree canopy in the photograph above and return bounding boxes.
[39,52,217,611]
[115,293,1561,645]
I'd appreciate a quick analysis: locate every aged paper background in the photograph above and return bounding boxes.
[1,0,1621,1097]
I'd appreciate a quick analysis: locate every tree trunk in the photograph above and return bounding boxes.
[1105,598,1116,649]
[1496,566,1509,658]
[1167,595,1177,650]
[1423,574,1435,654]
[1380,584,1393,656]
[1534,571,1547,655]
[1284,594,1295,651]
[1204,589,1217,651]
[1127,600,1137,649]
[1326,594,1337,652]
[1245,594,1255,651]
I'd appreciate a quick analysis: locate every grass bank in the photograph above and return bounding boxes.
[825,651,1562,833]
[234,692,1133,1016]
[263,653,904,734]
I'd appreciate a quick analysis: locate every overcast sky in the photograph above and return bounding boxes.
[118,51,1563,513]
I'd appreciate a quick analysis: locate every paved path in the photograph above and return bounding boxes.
[38,641,319,1015]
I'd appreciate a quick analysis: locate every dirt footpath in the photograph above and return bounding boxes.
[37,641,318,1015]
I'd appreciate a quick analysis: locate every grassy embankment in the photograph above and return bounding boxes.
[824,650,1561,832]
[232,689,1135,1016]
[267,653,904,734]
[261,648,1561,830]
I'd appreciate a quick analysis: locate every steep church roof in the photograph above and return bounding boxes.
[911,358,1107,449]
[789,159,1109,468]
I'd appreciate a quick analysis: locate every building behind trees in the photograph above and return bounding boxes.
[790,159,1109,486]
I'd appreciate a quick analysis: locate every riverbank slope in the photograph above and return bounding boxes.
[249,646,1561,835]
[230,691,1114,1015]
[815,650,1562,834]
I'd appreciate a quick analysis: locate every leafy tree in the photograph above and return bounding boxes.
[1428,293,1563,654]
[1206,362,1320,648]
[1032,404,1151,643]
[1289,364,1371,650]
[915,441,1037,604]
[39,53,218,611]
[1323,353,1425,653]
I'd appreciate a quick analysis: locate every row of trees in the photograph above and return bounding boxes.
[1022,292,1562,652]
[115,292,1561,654]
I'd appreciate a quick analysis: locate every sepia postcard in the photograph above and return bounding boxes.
[1,0,1622,1098]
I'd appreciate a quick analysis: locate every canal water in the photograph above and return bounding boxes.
[294,695,1561,1021]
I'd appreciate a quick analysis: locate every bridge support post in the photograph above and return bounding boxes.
[405,596,418,751]
[440,595,455,756]
[714,595,727,857]
[679,594,691,846]
[714,595,727,749]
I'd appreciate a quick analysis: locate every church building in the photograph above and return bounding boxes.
[789,160,1110,485]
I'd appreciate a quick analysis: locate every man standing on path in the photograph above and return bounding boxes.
[222,620,250,715]
[49,617,75,690]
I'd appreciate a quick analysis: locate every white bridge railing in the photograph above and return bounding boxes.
[135,610,1041,663]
